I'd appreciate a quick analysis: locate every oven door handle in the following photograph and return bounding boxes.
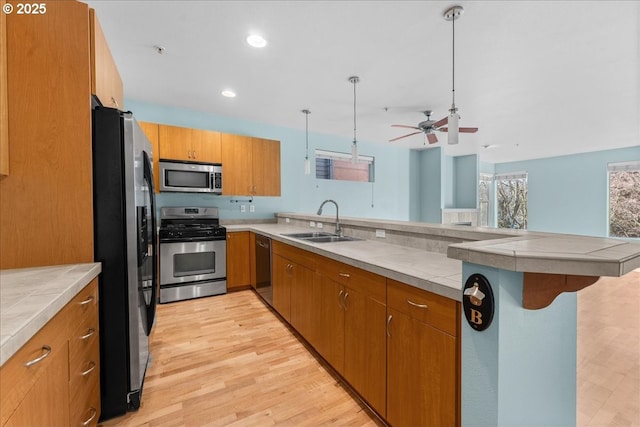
[160,236,226,243]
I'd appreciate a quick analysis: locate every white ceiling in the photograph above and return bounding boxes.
[86,0,640,163]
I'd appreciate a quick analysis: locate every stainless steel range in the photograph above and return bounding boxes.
[159,207,227,303]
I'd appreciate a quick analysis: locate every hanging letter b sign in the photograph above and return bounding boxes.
[463,274,494,331]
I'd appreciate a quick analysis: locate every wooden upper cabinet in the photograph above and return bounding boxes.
[221,133,281,196]
[1,0,93,269]
[89,9,123,109]
[0,0,8,177]
[138,121,160,193]
[158,124,221,163]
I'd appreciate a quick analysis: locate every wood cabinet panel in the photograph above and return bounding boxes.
[159,124,221,163]
[1,0,93,269]
[0,0,8,177]
[312,273,345,374]
[386,307,458,427]
[388,279,458,336]
[253,138,281,196]
[3,343,70,427]
[89,9,123,109]
[138,121,160,193]
[221,133,253,195]
[289,261,315,342]
[343,285,387,416]
[272,253,292,322]
[227,231,251,290]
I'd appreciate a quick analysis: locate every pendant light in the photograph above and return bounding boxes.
[302,109,311,175]
[444,6,463,145]
[349,76,360,163]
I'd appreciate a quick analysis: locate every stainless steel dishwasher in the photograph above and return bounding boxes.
[254,234,272,306]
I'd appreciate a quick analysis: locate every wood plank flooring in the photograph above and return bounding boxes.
[100,291,381,427]
[577,269,640,427]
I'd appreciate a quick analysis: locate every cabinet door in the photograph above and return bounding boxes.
[272,253,292,322]
[343,285,387,416]
[4,344,70,427]
[158,124,193,162]
[313,273,345,374]
[138,121,160,193]
[89,9,123,109]
[289,262,315,342]
[0,0,8,177]
[221,133,253,195]
[190,129,221,163]
[252,138,281,196]
[387,308,457,427]
[226,231,251,290]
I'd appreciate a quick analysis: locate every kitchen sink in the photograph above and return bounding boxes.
[304,235,362,243]
[282,232,362,243]
[281,232,334,238]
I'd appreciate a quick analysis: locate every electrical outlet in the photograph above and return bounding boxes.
[310,221,316,228]
[250,205,255,212]
[240,205,246,213]
[285,218,290,223]
[375,229,386,238]
[317,222,323,229]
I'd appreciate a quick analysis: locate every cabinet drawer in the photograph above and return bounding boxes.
[387,279,458,336]
[69,310,99,373]
[67,279,99,328]
[69,340,100,413]
[0,305,70,426]
[272,240,318,269]
[318,257,386,302]
[70,376,100,427]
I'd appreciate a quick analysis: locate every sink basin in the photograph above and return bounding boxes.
[281,232,334,238]
[303,235,362,243]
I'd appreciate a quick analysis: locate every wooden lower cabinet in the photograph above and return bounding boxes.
[226,231,251,290]
[272,253,292,322]
[288,262,315,342]
[387,279,460,427]
[0,279,100,427]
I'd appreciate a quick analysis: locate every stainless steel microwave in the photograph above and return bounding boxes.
[159,160,222,194]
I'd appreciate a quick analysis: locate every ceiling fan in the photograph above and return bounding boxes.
[389,110,478,145]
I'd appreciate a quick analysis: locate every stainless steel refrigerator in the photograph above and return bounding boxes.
[92,105,158,421]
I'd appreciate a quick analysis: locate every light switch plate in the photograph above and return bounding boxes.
[376,229,386,238]
[250,205,255,212]
[285,218,290,223]
[310,221,316,228]
[240,205,246,212]
[317,223,323,229]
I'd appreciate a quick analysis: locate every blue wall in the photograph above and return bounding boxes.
[494,146,640,237]
[126,100,411,221]
[454,155,478,209]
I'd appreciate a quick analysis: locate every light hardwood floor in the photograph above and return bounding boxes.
[100,291,381,427]
[101,271,639,427]
[577,269,640,427]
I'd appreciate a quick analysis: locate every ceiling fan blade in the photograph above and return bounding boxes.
[391,124,421,130]
[432,116,448,128]
[459,127,479,133]
[427,133,438,144]
[389,131,422,142]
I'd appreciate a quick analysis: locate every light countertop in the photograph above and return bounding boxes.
[0,263,101,367]
[226,223,463,301]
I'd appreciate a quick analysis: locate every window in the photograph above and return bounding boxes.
[315,149,374,182]
[478,173,493,227]
[496,172,528,230]
[608,162,640,238]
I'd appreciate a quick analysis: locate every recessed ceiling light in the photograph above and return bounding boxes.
[246,34,267,48]
[221,90,236,98]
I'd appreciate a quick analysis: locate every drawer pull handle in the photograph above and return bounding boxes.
[407,299,428,309]
[80,328,96,340]
[386,314,393,337]
[25,345,51,367]
[81,361,97,376]
[82,407,97,426]
[79,295,94,306]
[338,272,350,278]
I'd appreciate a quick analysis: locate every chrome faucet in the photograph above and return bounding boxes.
[317,199,342,237]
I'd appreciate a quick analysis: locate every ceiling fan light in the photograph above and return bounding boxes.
[448,111,459,145]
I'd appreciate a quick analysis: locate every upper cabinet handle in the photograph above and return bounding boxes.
[386,314,393,337]
[79,295,94,306]
[407,299,428,309]
[111,96,119,108]
[343,292,349,310]
[25,345,51,367]
[338,290,345,309]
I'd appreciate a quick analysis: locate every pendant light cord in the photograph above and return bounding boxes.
[452,14,455,107]
[353,79,357,144]
[305,111,309,159]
